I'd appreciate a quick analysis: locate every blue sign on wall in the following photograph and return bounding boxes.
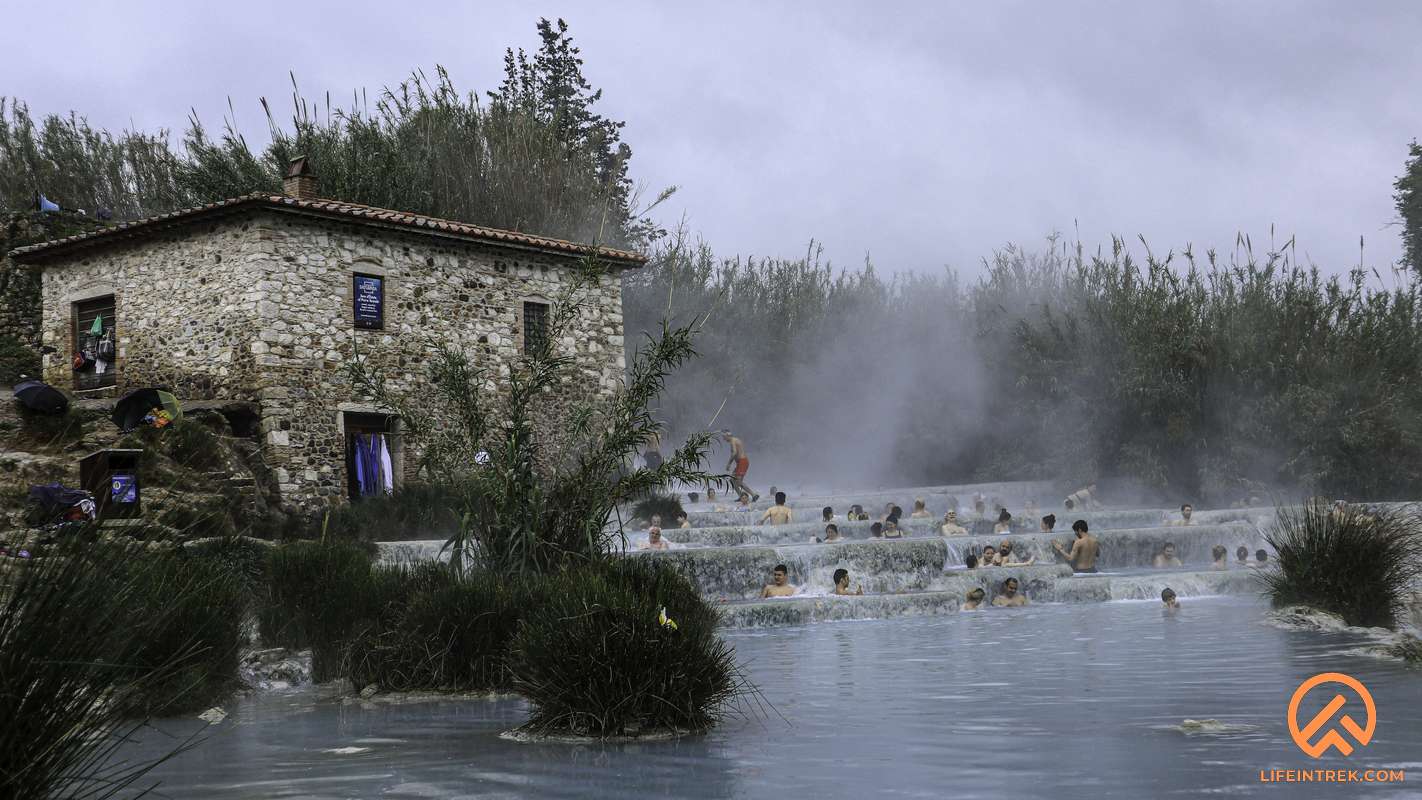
[353,275,384,330]
[111,474,137,504]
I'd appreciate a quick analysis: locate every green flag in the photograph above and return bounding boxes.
[89,315,103,335]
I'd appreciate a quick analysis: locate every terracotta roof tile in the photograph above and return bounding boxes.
[8,192,646,265]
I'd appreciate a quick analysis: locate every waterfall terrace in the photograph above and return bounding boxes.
[136,482,1422,798]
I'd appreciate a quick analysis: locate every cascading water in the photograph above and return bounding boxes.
[377,486,1283,630]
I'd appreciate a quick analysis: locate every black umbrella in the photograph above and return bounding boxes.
[13,379,68,414]
[111,387,183,431]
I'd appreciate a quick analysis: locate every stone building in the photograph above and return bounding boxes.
[8,161,645,508]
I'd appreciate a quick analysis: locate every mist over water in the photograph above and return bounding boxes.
[625,233,1422,503]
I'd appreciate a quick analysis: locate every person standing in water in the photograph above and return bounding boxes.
[1153,542,1183,568]
[1172,503,1194,526]
[992,577,1029,607]
[1161,587,1180,613]
[762,564,797,597]
[643,431,664,471]
[1063,483,1099,510]
[994,509,1013,534]
[962,587,987,610]
[832,568,864,596]
[759,492,793,525]
[1053,520,1100,573]
[642,526,669,551]
[722,431,758,502]
[941,510,968,536]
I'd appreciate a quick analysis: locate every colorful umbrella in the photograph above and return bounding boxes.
[111,388,182,432]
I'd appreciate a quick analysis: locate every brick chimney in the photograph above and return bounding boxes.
[282,155,319,200]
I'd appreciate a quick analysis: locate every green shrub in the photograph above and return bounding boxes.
[346,567,531,692]
[162,418,225,471]
[15,403,84,446]
[259,541,374,680]
[319,483,464,543]
[631,494,685,525]
[508,558,745,737]
[182,535,273,597]
[0,334,39,385]
[108,553,247,715]
[0,538,220,797]
[1261,503,1422,628]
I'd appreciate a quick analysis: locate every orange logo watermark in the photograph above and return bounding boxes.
[1287,672,1376,758]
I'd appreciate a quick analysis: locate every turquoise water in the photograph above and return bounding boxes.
[123,596,1422,799]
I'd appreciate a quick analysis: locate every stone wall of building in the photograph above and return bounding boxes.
[245,211,628,506]
[32,208,631,510]
[2,211,111,351]
[38,215,266,398]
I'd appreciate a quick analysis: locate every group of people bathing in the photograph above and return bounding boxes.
[761,563,1031,608]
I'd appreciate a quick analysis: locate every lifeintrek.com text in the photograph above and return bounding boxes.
[1259,769,1405,784]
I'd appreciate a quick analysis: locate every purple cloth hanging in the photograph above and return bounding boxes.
[358,434,381,496]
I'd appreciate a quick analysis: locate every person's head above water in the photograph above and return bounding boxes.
[824,523,839,538]
[833,568,850,587]
[870,522,883,537]
[1255,549,1268,563]
[966,587,985,602]
[913,498,926,512]
[945,510,959,522]
[1181,503,1193,519]
[1161,542,1177,557]
[822,506,834,521]
[965,553,979,569]
[774,491,786,505]
[1211,544,1227,562]
[998,509,1012,524]
[771,564,788,585]
[650,514,662,527]
[1072,519,1089,536]
[1161,587,1177,605]
[1236,545,1249,562]
[1041,514,1056,531]
[737,493,751,506]
[1001,577,1019,596]
[982,545,997,559]
[648,526,662,541]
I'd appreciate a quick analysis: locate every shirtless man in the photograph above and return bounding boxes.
[1172,503,1194,526]
[1052,520,1100,573]
[1153,542,1183,568]
[759,492,794,526]
[962,587,987,610]
[910,498,932,519]
[832,567,864,596]
[642,526,669,551]
[999,540,1035,566]
[992,577,1029,607]
[762,564,796,598]
[722,432,758,502]
[941,510,968,536]
[1063,483,1099,511]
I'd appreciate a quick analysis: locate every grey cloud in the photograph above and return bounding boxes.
[2,0,1418,272]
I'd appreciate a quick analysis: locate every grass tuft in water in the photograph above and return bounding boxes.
[1261,502,1422,629]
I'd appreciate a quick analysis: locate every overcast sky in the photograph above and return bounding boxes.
[3,1,1419,274]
